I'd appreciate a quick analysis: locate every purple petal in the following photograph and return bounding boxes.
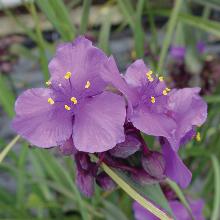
[96,172,116,190]
[189,198,205,220]
[12,88,72,148]
[49,36,107,95]
[169,201,189,219]
[167,88,207,150]
[142,152,165,179]
[101,56,138,108]
[133,201,158,220]
[109,134,141,158]
[124,59,150,88]
[73,92,126,153]
[131,106,177,148]
[163,142,192,188]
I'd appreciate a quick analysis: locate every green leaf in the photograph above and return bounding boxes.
[99,160,173,220]
[211,155,220,220]
[79,0,92,34]
[102,200,129,220]
[157,0,183,73]
[98,9,112,54]
[0,135,20,164]
[154,9,220,38]
[0,74,15,118]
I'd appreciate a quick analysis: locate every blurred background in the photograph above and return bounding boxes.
[0,0,220,219]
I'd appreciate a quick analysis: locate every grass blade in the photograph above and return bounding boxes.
[211,155,220,220]
[79,0,92,34]
[0,135,20,164]
[157,0,183,73]
[101,161,173,220]
[0,74,15,118]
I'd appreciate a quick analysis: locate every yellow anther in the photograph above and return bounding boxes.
[162,89,168,96]
[65,105,71,111]
[166,87,171,92]
[46,81,51,86]
[159,76,164,82]
[196,132,201,142]
[146,70,153,77]
[148,76,154,82]
[58,83,62,87]
[85,80,91,89]
[71,97,78,104]
[48,98,54,105]
[64,71,72,79]
[151,96,156,104]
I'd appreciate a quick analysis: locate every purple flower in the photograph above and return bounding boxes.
[102,58,177,149]
[102,58,207,187]
[133,198,205,220]
[12,37,126,153]
[170,45,186,60]
[197,41,206,54]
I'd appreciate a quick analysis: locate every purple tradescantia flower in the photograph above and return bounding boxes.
[102,58,207,187]
[102,58,178,149]
[12,36,126,153]
[170,45,186,60]
[133,198,205,220]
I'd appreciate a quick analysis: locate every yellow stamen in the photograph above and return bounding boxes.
[146,70,153,77]
[46,81,51,86]
[71,97,78,104]
[147,76,154,82]
[162,89,168,96]
[151,96,156,104]
[166,87,171,92]
[48,98,54,105]
[64,71,72,79]
[85,80,91,89]
[159,76,164,82]
[65,105,71,111]
[196,132,201,142]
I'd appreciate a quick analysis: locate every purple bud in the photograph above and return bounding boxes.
[96,172,116,190]
[75,152,97,197]
[76,168,94,197]
[109,134,141,158]
[141,152,165,179]
[131,169,159,185]
[170,45,186,60]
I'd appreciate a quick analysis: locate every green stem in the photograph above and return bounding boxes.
[157,0,183,73]
[101,162,173,220]
[0,135,20,163]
